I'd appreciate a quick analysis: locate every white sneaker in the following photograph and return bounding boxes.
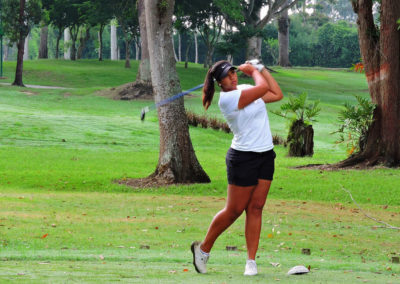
[244,259,258,276]
[191,241,209,273]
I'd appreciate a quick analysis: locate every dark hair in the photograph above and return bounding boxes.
[202,60,230,110]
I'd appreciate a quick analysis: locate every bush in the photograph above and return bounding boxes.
[332,96,376,155]
[185,110,231,133]
[271,93,320,157]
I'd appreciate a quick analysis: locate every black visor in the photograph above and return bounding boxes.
[213,62,236,81]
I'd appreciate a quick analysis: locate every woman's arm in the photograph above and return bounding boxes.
[237,64,269,109]
[260,68,283,103]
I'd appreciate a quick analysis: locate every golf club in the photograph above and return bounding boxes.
[140,83,204,121]
[140,70,241,121]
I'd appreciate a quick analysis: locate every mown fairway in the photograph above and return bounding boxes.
[0,60,399,283]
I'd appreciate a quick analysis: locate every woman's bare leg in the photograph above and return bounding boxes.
[201,184,256,253]
[245,179,271,260]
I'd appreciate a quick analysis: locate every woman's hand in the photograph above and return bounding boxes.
[238,63,257,76]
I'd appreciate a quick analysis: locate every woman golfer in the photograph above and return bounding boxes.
[191,60,283,276]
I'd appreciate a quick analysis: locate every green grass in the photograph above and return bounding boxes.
[0,60,399,283]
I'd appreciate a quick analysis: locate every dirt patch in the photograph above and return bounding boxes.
[293,163,387,171]
[20,91,38,96]
[117,177,177,189]
[97,82,153,100]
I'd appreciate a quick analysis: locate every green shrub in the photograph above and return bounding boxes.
[333,96,376,155]
[271,92,320,156]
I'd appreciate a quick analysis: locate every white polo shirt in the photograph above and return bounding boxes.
[218,84,273,152]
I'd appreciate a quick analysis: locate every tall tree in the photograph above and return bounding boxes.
[114,0,152,100]
[45,0,70,59]
[144,0,210,184]
[76,25,90,59]
[136,0,151,85]
[65,0,85,61]
[81,0,113,61]
[337,0,400,167]
[216,0,298,60]
[0,0,41,86]
[38,25,49,58]
[176,0,223,68]
[278,0,290,66]
[113,0,139,68]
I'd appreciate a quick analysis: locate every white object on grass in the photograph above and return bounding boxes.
[287,265,310,275]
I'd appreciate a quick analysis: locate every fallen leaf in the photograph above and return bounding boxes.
[155,226,159,230]
[183,269,188,272]
[41,233,48,239]
[270,262,280,267]
[267,233,274,238]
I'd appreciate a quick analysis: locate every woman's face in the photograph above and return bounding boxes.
[219,69,238,92]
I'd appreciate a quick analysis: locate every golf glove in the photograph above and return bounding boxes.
[246,59,264,72]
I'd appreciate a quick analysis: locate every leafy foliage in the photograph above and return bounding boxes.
[272,92,321,125]
[272,93,320,157]
[333,96,376,156]
[351,62,364,73]
[264,38,279,65]
[1,0,42,44]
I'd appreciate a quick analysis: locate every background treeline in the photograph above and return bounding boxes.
[4,16,360,68]
[1,0,361,68]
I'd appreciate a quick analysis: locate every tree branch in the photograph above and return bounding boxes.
[257,0,299,29]
[341,186,400,230]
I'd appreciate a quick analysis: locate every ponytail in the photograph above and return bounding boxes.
[202,60,232,110]
[202,68,215,110]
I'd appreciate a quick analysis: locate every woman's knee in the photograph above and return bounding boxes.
[246,201,265,215]
[224,206,245,221]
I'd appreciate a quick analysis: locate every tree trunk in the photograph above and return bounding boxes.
[23,34,29,60]
[178,33,181,62]
[4,40,9,61]
[194,31,198,64]
[77,27,90,60]
[278,2,290,67]
[64,28,71,60]
[13,0,26,87]
[204,45,214,68]
[125,39,131,68]
[172,31,178,62]
[69,25,80,61]
[98,27,103,61]
[110,21,118,60]
[39,25,48,59]
[144,0,210,184]
[184,42,190,69]
[70,38,76,61]
[135,41,140,60]
[246,36,261,60]
[184,33,192,69]
[287,120,314,157]
[55,30,62,59]
[136,0,152,85]
[337,0,400,168]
